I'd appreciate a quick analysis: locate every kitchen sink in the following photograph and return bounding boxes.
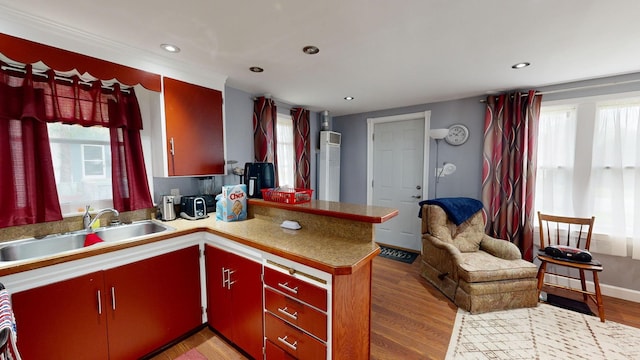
[0,220,175,262]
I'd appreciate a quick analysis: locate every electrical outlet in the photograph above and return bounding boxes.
[170,188,180,196]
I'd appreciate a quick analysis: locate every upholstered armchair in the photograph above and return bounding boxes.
[420,201,538,314]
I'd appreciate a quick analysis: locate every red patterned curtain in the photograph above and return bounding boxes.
[482,90,542,261]
[291,107,311,188]
[253,96,277,163]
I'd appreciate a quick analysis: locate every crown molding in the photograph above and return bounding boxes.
[0,4,227,90]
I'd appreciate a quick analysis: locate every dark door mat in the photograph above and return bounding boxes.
[545,293,594,316]
[378,246,418,264]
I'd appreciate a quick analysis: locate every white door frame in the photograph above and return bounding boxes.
[366,111,431,205]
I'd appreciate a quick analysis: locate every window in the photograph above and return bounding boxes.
[48,123,113,214]
[535,93,640,259]
[82,144,107,178]
[276,113,295,188]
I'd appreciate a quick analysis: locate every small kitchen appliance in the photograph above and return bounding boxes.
[180,196,207,220]
[244,162,275,198]
[160,195,177,221]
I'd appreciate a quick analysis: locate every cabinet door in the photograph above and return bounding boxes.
[11,272,109,360]
[205,245,234,339]
[105,246,202,359]
[228,250,263,360]
[205,245,263,360]
[163,76,224,176]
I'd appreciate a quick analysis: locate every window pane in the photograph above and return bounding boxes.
[82,145,106,177]
[83,145,103,161]
[592,102,640,236]
[535,96,640,258]
[276,114,295,188]
[535,106,577,216]
[48,123,113,214]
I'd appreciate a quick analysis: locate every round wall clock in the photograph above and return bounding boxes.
[445,124,469,146]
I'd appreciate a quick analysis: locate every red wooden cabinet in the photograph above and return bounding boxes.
[12,271,110,360]
[205,245,263,360]
[105,245,202,359]
[265,339,297,360]
[163,77,225,176]
[263,265,328,359]
[11,246,201,360]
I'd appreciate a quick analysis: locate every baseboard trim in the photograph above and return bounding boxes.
[544,274,640,303]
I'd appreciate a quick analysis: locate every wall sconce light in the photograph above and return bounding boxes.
[430,128,453,198]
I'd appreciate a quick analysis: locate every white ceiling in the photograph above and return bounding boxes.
[1,0,640,116]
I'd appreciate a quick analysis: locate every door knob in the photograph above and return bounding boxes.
[411,195,422,199]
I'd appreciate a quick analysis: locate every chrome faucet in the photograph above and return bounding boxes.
[86,208,120,230]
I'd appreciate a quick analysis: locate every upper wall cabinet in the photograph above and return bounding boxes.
[159,76,225,176]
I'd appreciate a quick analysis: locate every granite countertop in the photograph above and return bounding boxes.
[0,214,382,276]
[248,199,399,223]
[176,216,381,274]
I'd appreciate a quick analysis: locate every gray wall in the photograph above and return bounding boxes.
[153,86,321,201]
[333,97,486,205]
[334,72,640,295]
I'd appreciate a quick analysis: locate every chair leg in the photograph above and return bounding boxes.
[536,261,547,300]
[579,269,588,303]
[592,271,605,322]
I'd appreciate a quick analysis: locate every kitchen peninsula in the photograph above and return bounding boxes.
[0,199,397,359]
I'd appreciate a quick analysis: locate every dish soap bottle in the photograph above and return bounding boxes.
[83,205,91,229]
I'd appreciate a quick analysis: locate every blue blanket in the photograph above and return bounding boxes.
[418,197,484,225]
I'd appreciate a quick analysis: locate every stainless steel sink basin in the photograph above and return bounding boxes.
[93,221,172,242]
[0,220,174,262]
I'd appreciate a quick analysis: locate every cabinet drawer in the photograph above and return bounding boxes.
[265,339,296,360]
[264,267,327,311]
[265,288,327,341]
[265,313,326,360]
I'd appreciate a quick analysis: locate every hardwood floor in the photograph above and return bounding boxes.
[152,255,640,359]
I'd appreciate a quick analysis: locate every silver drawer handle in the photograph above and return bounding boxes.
[111,286,116,311]
[277,335,298,351]
[278,282,299,294]
[278,306,298,320]
[97,290,102,315]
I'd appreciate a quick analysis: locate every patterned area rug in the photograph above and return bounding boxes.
[446,303,640,359]
[378,245,418,264]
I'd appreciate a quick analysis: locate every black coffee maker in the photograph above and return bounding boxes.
[244,162,275,198]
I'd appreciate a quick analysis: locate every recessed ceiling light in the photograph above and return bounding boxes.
[249,66,264,73]
[344,96,354,101]
[303,45,320,55]
[512,62,531,69]
[160,43,180,53]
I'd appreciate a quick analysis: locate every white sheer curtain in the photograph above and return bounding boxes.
[588,102,640,258]
[275,113,295,188]
[535,106,577,216]
[536,96,640,258]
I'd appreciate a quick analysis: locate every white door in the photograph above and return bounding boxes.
[371,117,426,251]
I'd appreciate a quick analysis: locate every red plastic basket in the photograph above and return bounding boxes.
[261,188,313,204]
